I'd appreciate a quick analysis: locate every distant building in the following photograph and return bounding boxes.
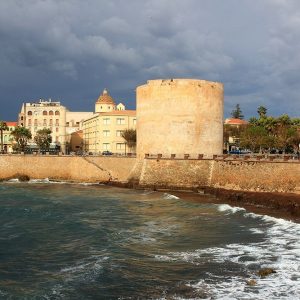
[2,121,17,153]
[18,99,94,153]
[83,89,136,154]
[68,130,84,152]
[18,99,67,151]
[224,118,248,151]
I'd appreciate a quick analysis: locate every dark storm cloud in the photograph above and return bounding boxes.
[1,0,300,120]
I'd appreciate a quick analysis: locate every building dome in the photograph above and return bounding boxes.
[96,89,115,105]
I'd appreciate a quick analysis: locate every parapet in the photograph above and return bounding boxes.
[137,78,223,90]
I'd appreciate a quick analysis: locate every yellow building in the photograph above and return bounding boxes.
[18,99,67,151]
[18,99,94,153]
[83,89,136,154]
[2,122,17,153]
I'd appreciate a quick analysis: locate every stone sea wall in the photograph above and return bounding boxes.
[0,155,136,183]
[137,157,300,193]
[1,155,300,194]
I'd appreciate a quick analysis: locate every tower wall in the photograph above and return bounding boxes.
[136,79,224,158]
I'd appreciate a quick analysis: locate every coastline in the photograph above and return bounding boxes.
[108,181,300,223]
[1,176,299,223]
[171,188,300,223]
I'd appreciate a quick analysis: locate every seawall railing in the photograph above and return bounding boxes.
[144,153,300,163]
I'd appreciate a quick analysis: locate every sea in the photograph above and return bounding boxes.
[0,180,299,300]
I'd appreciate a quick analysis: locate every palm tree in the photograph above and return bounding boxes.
[121,129,136,153]
[257,106,267,118]
[11,126,32,152]
[0,121,9,153]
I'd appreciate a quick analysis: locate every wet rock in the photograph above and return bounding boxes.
[258,268,276,277]
[17,175,30,182]
[165,284,206,299]
[246,279,257,286]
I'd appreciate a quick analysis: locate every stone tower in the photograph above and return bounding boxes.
[136,79,224,158]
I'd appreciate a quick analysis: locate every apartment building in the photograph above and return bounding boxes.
[83,89,136,154]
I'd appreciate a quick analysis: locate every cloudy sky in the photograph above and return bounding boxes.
[1,0,300,120]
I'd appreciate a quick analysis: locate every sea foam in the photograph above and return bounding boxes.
[155,204,300,299]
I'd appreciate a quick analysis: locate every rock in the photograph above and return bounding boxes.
[17,174,30,182]
[165,284,204,299]
[258,268,276,277]
[246,279,257,286]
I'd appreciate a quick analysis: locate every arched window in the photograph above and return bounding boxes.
[55,110,60,115]
[49,111,54,115]
[43,111,47,115]
[28,111,32,116]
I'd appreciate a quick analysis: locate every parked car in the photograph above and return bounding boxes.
[102,151,113,156]
[229,149,251,155]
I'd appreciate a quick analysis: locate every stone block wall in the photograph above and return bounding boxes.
[0,155,136,183]
[210,160,300,193]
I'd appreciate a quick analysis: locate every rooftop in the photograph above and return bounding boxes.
[225,118,248,125]
[5,121,17,126]
[99,110,136,116]
[96,89,115,105]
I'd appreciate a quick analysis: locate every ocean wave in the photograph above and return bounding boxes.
[217,204,246,214]
[154,209,300,299]
[2,178,100,185]
[60,255,109,283]
[163,193,180,200]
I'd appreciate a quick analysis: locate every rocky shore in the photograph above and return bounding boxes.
[172,187,300,223]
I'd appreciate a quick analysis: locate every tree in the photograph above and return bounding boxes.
[231,104,244,119]
[240,126,270,153]
[121,129,136,153]
[0,121,9,153]
[34,128,52,152]
[257,106,267,118]
[11,127,32,152]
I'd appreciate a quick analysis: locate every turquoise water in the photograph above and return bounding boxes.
[0,182,299,299]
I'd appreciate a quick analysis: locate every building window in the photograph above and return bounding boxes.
[28,119,32,126]
[103,143,110,150]
[116,130,124,137]
[56,127,59,132]
[103,118,110,125]
[49,111,54,115]
[103,130,110,137]
[43,111,47,115]
[34,119,38,126]
[21,116,24,120]
[55,111,60,115]
[117,118,125,125]
[28,111,32,116]
[76,122,79,125]
[49,119,53,126]
[55,119,59,126]
[116,143,125,150]
[43,119,47,126]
